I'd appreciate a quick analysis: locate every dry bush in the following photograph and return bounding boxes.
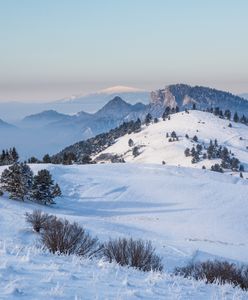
[175,260,248,290]
[25,210,53,232]
[40,217,100,258]
[103,237,163,272]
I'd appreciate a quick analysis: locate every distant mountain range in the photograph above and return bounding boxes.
[0,86,150,122]
[0,118,16,129]
[0,84,248,159]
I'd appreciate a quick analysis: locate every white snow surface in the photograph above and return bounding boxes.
[1,162,248,299]
[95,110,248,174]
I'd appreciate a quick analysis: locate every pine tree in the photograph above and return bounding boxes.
[128,139,134,147]
[132,146,139,157]
[0,163,33,201]
[145,113,152,126]
[192,135,198,142]
[134,118,141,132]
[233,112,239,123]
[22,163,34,199]
[43,154,51,163]
[31,169,57,205]
[240,115,247,124]
[224,110,231,120]
[11,147,19,163]
[184,148,190,157]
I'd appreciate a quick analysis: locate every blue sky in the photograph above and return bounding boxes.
[0,0,247,101]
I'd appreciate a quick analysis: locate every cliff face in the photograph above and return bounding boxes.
[150,84,248,114]
[151,87,177,108]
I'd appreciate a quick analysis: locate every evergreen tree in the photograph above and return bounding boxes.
[11,147,19,163]
[224,110,231,120]
[184,148,190,157]
[43,154,51,163]
[80,154,92,164]
[196,144,202,154]
[171,131,177,138]
[214,107,220,116]
[0,163,33,201]
[31,169,57,205]
[22,163,34,199]
[162,111,167,121]
[211,164,224,173]
[28,156,40,163]
[192,135,198,142]
[233,112,239,123]
[132,146,139,157]
[240,115,247,124]
[145,113,152,126]
[128,139,134,147]
[165,106,171,115]
[231,158,240,171]
[133,118,141,132]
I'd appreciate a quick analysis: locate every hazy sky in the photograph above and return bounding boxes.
[0,0,248,102]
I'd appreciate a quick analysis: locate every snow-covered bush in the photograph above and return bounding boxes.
[103,237,163,272]
[40,217,100,257]
[25,210,54,233]
[175,260,248,290]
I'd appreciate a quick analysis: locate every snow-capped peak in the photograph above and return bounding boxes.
[96,85,147,95]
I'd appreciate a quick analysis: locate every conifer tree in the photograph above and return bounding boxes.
[43,154,51,163]
[31,169,58,205]
[233,112,239,123]
[128,138,134,147]
[145,113,152,126]
[0,163,33,201]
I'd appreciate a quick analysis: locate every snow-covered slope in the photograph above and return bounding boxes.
[95,110,248,173]
[0,163,248,298]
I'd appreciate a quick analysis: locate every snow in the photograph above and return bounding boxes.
[95,110,248,174]
[1,162,248,299]
[97,85,147,95]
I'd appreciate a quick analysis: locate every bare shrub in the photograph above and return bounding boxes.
[25,210,53,232]
[103,237,163,272]
[175,260,248,290]
[40,217,100,258]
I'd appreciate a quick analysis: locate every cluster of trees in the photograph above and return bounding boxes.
[162,106,179,120]
[167,131,179,142]
[50,118,142,165]
[184,138,244,172]
[203,107,248,125]
[26,210,163,272]
[0,163,61,204]
[0,147,19,166]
